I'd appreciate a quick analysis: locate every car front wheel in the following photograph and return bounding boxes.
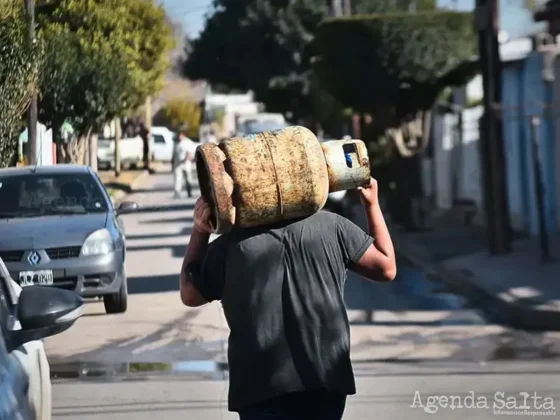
[103,270,128,314]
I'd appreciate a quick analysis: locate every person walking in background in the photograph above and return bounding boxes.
[139,122,152,173]
[201,129,218,144]
[179,178,397,419]
[172,132,198,199]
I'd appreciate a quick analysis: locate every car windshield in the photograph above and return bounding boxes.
[0,173,109,219]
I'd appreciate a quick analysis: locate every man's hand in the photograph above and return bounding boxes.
[358,177,378,207]
[194,197,213,233]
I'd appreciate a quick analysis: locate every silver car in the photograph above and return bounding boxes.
[1,256,84,419]
[0,165,138,314]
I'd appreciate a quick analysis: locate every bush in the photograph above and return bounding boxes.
[161,100,202,139]
[0,3,40,167]
[313,11,476,113]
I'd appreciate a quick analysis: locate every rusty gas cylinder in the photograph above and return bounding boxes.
[195,126,370,233]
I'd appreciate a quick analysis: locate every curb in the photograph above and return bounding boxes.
[109,171,151,206]
[392,234,560,332]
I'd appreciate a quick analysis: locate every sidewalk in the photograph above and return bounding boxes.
[358,203,560,331]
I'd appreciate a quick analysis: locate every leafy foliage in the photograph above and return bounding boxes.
[0,1,40,167]
[185,0,438,126]
[313,11,477,118]
[313,11,477,158]
[161,100,202,139]
[36,0,175,129]
[39,30,133,136]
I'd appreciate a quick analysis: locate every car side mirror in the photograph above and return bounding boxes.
[116,200,139,215]
[6,286,84,352]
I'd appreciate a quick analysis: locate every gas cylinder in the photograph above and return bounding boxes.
[195,126,370,233]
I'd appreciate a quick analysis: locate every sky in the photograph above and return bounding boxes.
[159,0,214,38]
[160,0,545,40]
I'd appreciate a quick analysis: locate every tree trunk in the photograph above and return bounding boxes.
[89,132,98,172]
[58,130,90,164]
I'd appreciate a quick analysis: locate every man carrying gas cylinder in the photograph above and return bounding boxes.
[172,132,197,199]
[179,174,396,418]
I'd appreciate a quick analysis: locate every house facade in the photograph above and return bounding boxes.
[426,37,559,236]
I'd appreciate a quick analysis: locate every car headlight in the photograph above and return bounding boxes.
[81,229,114,256]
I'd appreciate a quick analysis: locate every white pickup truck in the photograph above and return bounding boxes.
[97,135,144,169]
[236,113,288,136]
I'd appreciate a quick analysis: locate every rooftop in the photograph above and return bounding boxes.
[0,164,90,177]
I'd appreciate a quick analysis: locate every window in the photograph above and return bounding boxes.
[0,173,109,218]
[153,134,166,144]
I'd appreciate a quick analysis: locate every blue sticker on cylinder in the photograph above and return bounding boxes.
[345,153,353,167]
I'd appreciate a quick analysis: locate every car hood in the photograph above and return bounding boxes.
[0,213,108,250]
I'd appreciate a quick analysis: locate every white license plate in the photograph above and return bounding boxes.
[19,270,54,287]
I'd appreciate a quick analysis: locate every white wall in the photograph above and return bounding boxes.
[19,123,54,165]
[431,106,484,212]
[431,109,452,210]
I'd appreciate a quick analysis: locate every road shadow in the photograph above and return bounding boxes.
[345,260,474,325]
[132,186,175,194]
[350,328,560,363]
[128,203,196,214]
[126,243,187,259]
[81,312,107,318]
[104,182,133,194]
[50,311,228,366]
[128,273,181,294]
[141,216,194,224]
[126,225,193,240]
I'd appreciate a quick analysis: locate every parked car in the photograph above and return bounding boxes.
[0,165,139,314]
[236,113,288,136]
[0,330,31,420]
[150,126,175,162]
[97,135,144,169]
[1,256,84,419]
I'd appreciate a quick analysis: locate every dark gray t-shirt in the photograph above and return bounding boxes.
[189,211,374,412]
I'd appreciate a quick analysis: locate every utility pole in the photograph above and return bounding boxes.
[475,0,512,254]
[114,118,121,177]
[343,0,352,16]
[332,0,343,16]
[145,96,152,170]
[529,116,550,263]
[24,0,37,165]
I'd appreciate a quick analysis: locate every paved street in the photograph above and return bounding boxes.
[52,362,560,419]
[46,169,560,419]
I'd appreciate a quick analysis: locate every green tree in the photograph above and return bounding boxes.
[313,11,477,153]
[37,0,174,110]
[0,1,40,167]
[161,100,202,139]
[35,0,175,162]
[39,30,134,162]
[185,0,436,128]
[313,11,477,228]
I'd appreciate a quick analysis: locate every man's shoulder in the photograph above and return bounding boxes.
[308,210,342,222]
[296,211,342,229]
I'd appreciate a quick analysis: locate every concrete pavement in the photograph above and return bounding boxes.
[45,169,560,365]
[52,362,560,419]
[382,205,560,331]
[46,170,226,364]
[47,168,560,419]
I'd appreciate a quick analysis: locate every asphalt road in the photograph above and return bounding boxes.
[52,362,559,419]
[46,168,560,419]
